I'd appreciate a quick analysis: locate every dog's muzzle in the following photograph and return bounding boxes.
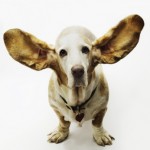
[71,65,85,87]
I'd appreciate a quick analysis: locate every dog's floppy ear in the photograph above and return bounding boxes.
[4,29,57,70]
[92,14,144,64]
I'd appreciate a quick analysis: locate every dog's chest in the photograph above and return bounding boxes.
[50,88,107,125]
[49,66,108,124]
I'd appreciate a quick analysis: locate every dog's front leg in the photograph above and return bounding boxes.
[92,108,114,146]
[48,109,70,143]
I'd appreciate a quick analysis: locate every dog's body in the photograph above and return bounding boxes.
[49,60,107,124]
[4,15,144,146]
[49,26,108,124]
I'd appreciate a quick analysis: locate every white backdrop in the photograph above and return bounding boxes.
[0,0,150,150]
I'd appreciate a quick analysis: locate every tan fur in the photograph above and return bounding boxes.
[92,15,144,64]
[47,106,70,143]
[3,14,144,146]
[4,29,54,70]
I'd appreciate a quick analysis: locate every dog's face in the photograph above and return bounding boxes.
[4,15,144,88]
[55,31,94,88]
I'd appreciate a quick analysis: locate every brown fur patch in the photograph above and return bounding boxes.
[99,73,109,98]
[92,108,107,127]
[88,47,101,74]
[52,60,68,86]
[87,49,99,87]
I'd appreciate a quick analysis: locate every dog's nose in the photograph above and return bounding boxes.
[71,65,84,78]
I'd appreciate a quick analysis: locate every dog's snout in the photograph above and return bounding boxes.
[71,65,84,78]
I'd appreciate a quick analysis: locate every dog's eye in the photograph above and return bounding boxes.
[81,46,89,54]
[59,49,67,57]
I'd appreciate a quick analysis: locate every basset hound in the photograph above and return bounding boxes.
[4,14,144,146]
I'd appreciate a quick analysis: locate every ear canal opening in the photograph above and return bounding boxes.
[38,48,48,58]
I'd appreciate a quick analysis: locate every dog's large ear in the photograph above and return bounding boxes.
[92,15,144,64]
[4,29,57,70]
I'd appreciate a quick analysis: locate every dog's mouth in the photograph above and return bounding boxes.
[73,77,86,87]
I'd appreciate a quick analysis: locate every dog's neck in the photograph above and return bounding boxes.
[70,87,86,105]
[58,71,96,106]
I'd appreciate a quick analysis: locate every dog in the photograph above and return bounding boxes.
[4,14,144,146]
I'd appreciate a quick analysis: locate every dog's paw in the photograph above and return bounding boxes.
[47,130,69,143]
[93,127,115,146]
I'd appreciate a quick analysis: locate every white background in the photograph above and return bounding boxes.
[0,0,150,150]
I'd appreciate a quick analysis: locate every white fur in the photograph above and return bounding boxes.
[55,26,95,88]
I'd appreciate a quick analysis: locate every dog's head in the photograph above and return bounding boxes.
[4,15,144,88]
[54,27,96,88]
